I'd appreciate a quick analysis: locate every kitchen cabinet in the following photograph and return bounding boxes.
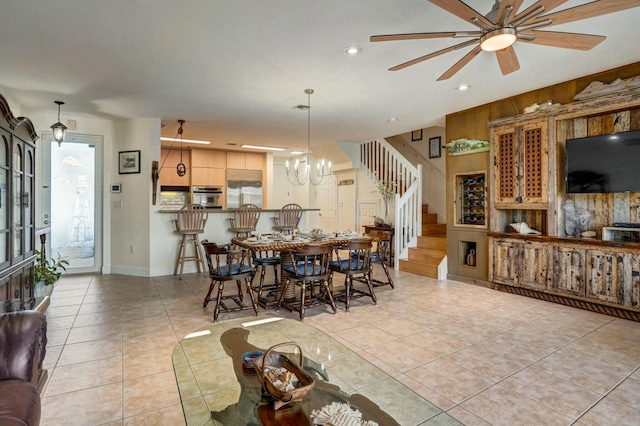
[226,151,264,171]
[550,245,586,297]
[160,149,190,186]
[492,118,548,209]
[490,238,547,291]
[191,150,226,186]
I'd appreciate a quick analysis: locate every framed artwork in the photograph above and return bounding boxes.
[429,136,442,158]
[119,150,141,174]
[411,129,423,141]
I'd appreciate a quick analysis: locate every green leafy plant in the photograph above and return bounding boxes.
[34,250,69,286]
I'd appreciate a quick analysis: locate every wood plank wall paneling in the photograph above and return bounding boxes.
[445,62,640,142]
[563,106,640,238]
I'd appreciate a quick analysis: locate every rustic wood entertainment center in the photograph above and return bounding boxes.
[488,87,640,321]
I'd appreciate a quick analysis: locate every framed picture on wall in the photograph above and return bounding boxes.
[411,129,423,141]
[119,150,141,174]
[429,136,442,158]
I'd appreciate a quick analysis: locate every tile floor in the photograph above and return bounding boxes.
[40,266,640,425]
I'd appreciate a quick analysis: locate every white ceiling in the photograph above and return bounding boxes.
[1,0,639,155]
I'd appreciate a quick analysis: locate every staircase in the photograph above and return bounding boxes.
[399,204,447,279]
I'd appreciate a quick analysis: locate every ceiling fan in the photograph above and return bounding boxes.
[371,0,639,80]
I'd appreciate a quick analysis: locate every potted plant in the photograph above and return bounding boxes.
[34,250,69,296]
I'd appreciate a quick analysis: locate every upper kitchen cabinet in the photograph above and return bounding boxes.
[491,118,548,209]
[191,149,226,169]
[160,148,190,186]
[226,152,264,171]
[191,150,226,186]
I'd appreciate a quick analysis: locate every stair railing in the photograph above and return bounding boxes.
[361,139,422,269]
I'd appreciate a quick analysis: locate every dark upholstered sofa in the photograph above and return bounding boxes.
[0,310,48,426]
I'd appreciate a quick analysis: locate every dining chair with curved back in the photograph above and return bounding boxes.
[228,203,261,238]
[329,239,377,312]
[365,229,394,288]
[173,204,209,279]
[272,203,303,235]
[201,240,259,322]
[277,244,337,321]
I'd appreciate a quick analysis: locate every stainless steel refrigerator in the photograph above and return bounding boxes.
[226,169,263,209]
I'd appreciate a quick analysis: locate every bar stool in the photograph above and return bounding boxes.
[329,239,377,312]
[201,240,259,322]
[228,203,261,238]
[272,203,303,235]
[173,204,208,279]
[277,244,337,321]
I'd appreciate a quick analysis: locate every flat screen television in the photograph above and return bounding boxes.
[566,129,640,193]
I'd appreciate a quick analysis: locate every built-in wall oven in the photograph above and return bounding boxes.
[192,186,224,209]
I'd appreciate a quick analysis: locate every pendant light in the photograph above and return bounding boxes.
[285,89,331,186]
[50,101,67,147]
[160,120,187,177]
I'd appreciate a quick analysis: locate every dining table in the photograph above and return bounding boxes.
[232,232,369,308]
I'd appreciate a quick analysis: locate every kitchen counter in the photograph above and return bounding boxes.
[150,207,319,276]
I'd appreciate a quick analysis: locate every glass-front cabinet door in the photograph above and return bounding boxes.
[0,132,9,270]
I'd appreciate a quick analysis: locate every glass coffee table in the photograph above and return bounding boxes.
[172,317,458,425]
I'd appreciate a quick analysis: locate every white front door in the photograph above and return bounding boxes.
[43,133,103,273]
[318,175,336,232]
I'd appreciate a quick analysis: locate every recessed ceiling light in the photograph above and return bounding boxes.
[456,84,470,91]
[290,151,304,155]
[160,136,211,145]
[387,117,398,123]
[344,45,362,55]
[241,144,285,151]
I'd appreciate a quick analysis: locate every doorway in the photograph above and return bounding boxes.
[42,133,103,273]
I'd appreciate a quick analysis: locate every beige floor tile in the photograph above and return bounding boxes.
[44,356,123,397]
[123,403,186,425]
[49,295,85,307]
[405,359,494,404]
[57,337,123,366]
[607,375,640,409]
[578,395,640,425]
[41,382,123,426]
[123,371,181,417]
[500,367,602,419]
[460,384,574,425]
[364,339,433,372]
[123,344,176,380]
[40,273,640,425]
[66,322,123,344]
[443,345,526,382]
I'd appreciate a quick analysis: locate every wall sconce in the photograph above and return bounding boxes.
[50,101,67,147]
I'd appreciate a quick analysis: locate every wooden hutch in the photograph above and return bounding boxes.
[0,94,40,312]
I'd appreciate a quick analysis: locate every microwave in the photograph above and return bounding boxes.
[192,186,223,209]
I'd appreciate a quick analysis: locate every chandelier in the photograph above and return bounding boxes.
[285,89,331,186]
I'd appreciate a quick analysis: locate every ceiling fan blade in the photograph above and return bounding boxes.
[495,46,521,75]
[519,30,606,50]
[532,0,640,27]
[389,39,478,71]
[512,0,569,23]
[496,0,525,23]
[437,45,482,81]
[428,0,494,29]
[370,31,476,42]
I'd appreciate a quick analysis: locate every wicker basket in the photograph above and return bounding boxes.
[254,342,316,409]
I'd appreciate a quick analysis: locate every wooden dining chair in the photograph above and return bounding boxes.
[277,244,337,321]
[365,229,394,288]
[329,239,377,312]
[272,203,303,235]
[201,240,259,322]
[173,204,208,279]
[228,203,261,238]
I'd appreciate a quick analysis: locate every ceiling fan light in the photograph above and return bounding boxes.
[480,28,517,52]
